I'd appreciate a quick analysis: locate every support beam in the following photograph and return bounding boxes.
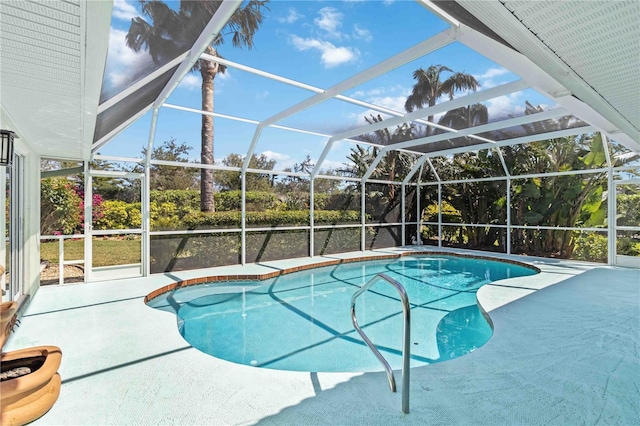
[603,134,616,265]
[310,181,315,257]
[201,54,323,94]
[495,146,510,177]
[424,126,595,158]
[386,107,569,152]
[242,126,264,172]
[98,53,188,114]
[311,140,334,179]
[361,184,366,251]
[426,158,440,182]
[401,157,428,246]
[331,79,529,143]
[145,109,159,167]
[437,183,441,247]
[418,0,461,26]
[241,173,246,265]
[83,160,92,282]
[401,183,406,246]
[402,156,429,185]
[506,177,511,254]
[362,149,387,182]
[92,105,153,153]
[143,109,158,277]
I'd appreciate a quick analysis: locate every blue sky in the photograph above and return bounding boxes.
[100,0,552,172]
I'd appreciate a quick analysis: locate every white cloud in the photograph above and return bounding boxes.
[352,88,381,98]
[383,0,395,5]
[476,68,509,80]
[351,95,408,127]
[255,90,269,100]
[105,27,152,88]
[278,8,303,24]
[314,7,343,37]
[179,74,201,90]
[260,150,297,170]
[367,96,408,114]
[318,159,345,171]
[352,24,372,42]
[217,69,233,81]
[485,93,525,119]
[112,0,138,21]
[108,28,145,65]
[474,67,510,89]
[289,35,359,68]
[352,85,407,100]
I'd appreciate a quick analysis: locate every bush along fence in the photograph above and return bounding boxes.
[149,209,375,273]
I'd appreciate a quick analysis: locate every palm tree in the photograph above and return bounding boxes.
[404,65,479,135]
[341,115,417,221]
[437,103,488,130]
[126,0,269,212]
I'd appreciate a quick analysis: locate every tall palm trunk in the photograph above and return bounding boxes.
[200,47,219,212]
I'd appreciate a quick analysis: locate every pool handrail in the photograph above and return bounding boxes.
[350,272,411,414]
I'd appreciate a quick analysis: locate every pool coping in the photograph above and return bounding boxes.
[144,251,541,304]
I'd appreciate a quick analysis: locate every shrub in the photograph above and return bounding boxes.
[616,194,640,227]
[152,209,364,272]
[183,209,362,229]
[94,200,141,230]
[216,191,280,211]
[616,236,640,257]
[41,178,82,235]
[321,193,360,211]
[150,221,366,273]
[421,201,461,242]
[149,201,179,230]
[572,232,607,262]
[150,189,199,209]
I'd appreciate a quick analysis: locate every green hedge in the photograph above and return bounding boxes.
[216,190,280,211]
[183,209,362,229]
[93,196,363,231]
[149,189,280,212]
[150,209,365,272]
[150,190,199,209]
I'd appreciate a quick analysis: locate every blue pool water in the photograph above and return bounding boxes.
[148,255,537,372]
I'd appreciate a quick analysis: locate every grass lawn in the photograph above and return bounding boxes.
[40,238,141,267]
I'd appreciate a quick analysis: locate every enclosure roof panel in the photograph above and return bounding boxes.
[0,0,637,164]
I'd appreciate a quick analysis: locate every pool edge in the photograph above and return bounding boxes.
[144,251,540,304]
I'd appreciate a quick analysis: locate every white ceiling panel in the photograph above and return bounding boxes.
[0,0,111,160]
[502,0,639,134]
[456,0,639,150]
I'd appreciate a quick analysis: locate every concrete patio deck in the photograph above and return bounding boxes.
[5,247,639,425]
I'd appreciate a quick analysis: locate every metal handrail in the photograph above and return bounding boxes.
[351,273,411,414]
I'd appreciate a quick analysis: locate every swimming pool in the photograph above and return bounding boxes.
[147,254,537,372]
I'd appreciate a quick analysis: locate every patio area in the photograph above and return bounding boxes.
[6,247,639,425]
